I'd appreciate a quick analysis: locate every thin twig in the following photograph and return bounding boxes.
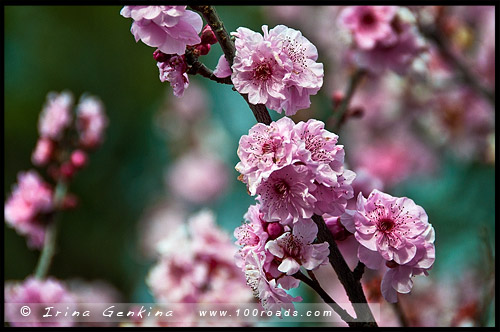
[34,181,67,279]
[292,270,356,325]
[331,68,366,133]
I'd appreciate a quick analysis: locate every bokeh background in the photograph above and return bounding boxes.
[4,5,495,327]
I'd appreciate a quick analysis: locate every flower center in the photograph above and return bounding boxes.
[262,142,273,154]
[378,218,395,232]
[274,180,290,196]
[254,62,272,81]
[361,12,376,26]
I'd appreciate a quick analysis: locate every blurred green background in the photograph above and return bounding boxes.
[4,6,495,322]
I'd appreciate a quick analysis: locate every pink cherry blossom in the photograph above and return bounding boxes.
[339,6,398,49]
[265,219,329,275]
[231,25,323,116]
[38,91,73,140]
[236,116,296,195]
[231,26,289,111]
[4,170,54,249]
[263,25,324,115]
[353,190,429,265]
[120,6,202,55]
[76,95,108,148]
[5,277,76,327]
[256,164,317,224]
[31,138,53,166]
[166,151,229,205]
[243,251,302,311]
[234,204,269,259]
[157,54,189,97]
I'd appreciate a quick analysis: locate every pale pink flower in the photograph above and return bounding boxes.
[138,201,186,258]
[120,6,202,55]
[213,55,232,78]
[166,151,229,205]
[158,54,189,97]
[167,81,210,121]
[38,91,73,140]
[231,26,289,111]
[292,119,345,186]
[339,6,398,49]
[263,25,324,115]
[236,116,296,195]
[243,251,302,311]
[354,21,425,75]
[4,171,53,249]
[5,277,76,327]
[31,138,53,166]
[266,219,329,275]
[234,204,269,259]
[231,25,323,116]
[76,95,108,148]
[353,190,429,265]
[256,164,317,224]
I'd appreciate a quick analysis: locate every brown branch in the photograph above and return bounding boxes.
[292,270,356,325]
[312,214,377,327]
[190,5,272,125]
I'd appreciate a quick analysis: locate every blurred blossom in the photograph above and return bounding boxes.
[5,277,76,327]
[76,95,108,149]
[147,210,254,326]
[68,279,123,327]
[4,170,54,249]
[139,201,187,259]
[38,91,73,140]
[425,87,494,161]
[166,151,229,205]
[120,6,202,55]
[350,131,436,187]
[167,81,209,122]
[31,137,54,166]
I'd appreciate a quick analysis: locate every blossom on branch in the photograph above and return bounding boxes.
[120,6,202,55]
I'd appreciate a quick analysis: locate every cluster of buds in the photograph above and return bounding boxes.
[4,91,108,249]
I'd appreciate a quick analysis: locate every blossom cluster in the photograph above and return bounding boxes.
[339,6,425,75]
[4,91,108,249]
[216,25,324,116]
[234,117,356,309]
[341,190,435,303]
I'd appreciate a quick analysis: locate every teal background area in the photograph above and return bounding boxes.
[3,6,495,326]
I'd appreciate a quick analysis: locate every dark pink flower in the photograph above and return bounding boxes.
[339,6,398,49]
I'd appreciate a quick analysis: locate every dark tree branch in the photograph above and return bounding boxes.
[331,68,366,133]
[353,261,365,281]
[312,214,377,326]
[292,270,356,326]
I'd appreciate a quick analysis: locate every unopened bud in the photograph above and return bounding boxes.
[196,43,211,56]
[266,222,284,240]
[60,162,75,179]
[201,25,217,45]
[153,49,172,63]
[70,150,88,169]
